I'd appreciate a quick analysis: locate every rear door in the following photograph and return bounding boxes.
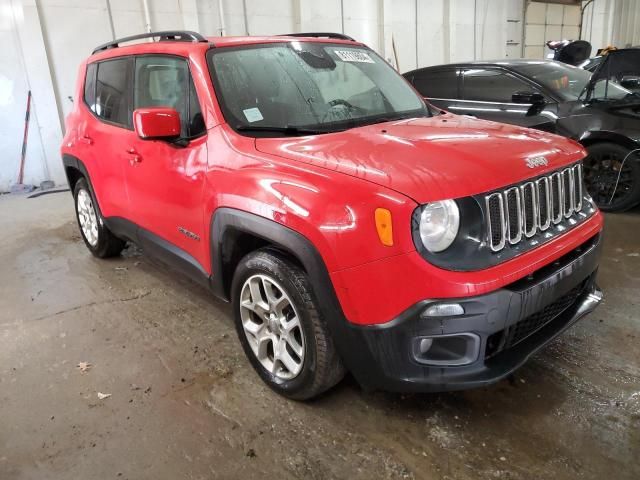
[458,67,556,130]
[81,57,137,218]
[125,55,209,271]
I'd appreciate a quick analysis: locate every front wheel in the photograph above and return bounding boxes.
[583,143,640,212]
[73,178,125,258]
[231,249,345,400]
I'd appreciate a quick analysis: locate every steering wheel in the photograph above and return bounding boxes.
[322,99,367,123]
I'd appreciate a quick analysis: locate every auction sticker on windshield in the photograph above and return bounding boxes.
[243,107,264,123]
[334,50,375,63]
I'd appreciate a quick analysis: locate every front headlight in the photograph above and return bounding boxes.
[418,200,460,252]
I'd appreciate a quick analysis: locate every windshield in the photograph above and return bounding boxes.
[511,61,633,101]
[207,42,428,135]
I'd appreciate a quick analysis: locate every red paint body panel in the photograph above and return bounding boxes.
[61,36,603,328]
[256,114,586,203]
[331,212,603,325]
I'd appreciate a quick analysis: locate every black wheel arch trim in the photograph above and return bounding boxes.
[209,207,383,387]
[579,131,640,152]
[62,154,110,220]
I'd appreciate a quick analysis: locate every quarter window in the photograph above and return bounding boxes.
[95,58,131,127]
[84,63,97,112]
[462,69,534,103]
[134,56,204,138]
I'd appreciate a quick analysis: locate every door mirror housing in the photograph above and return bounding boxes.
[511,91,546,105]
[133,107,181,140]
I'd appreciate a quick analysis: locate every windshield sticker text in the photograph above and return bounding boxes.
[334,50,375,63]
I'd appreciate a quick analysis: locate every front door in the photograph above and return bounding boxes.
[125,55,209,272]
[458,67,556,131]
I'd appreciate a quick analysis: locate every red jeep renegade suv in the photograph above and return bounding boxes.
[62,31,604,399]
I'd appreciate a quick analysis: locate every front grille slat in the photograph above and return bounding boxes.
[484,162,587,252]
[536,177,551,231]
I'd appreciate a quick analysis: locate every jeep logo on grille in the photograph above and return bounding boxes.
[526,156,549,168]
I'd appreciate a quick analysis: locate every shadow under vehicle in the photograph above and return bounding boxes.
[404,49,640,211]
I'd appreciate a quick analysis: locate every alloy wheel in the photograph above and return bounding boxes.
[239,274,305,380]
[77,189,99,246]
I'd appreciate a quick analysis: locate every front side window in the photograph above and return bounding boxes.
[411,69,458,99]
[462,68,535,103]
[134,55,205,138]
[95,58,131,127]
[512,61,635,102]
[207,42,428,135]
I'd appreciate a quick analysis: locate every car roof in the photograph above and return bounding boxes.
[88,32,362,62]
[208,35,362,48]
[404,59,558,74]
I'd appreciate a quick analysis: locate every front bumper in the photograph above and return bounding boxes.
[334,233,603,393]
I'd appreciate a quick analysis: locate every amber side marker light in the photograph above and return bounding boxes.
[375,208,394,246]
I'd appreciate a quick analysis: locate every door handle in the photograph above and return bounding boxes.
[79,134,93,145]
[126,148,142,165]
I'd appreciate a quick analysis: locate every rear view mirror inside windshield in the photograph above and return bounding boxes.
[291,44,336,70]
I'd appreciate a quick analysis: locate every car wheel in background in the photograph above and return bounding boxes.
[583,142,640,212]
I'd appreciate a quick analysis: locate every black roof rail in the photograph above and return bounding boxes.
[92,30,208,55]
[279,32,356,42]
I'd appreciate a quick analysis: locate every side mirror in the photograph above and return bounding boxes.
[511,91,546,105]
[133,107,181,140]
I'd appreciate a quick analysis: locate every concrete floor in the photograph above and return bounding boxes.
[0,192,638,480]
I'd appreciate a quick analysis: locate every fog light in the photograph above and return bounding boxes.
[422,303,464,317]
[413,333,480,366]
[419,338,433,354]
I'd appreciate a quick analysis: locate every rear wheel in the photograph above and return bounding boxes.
[231,249,345,400]
[583,142,640,212]
[73,178,125,258]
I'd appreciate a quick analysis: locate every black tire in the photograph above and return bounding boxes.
[583,142,640,212]
[73,177,125,258]
[231,249,345,400]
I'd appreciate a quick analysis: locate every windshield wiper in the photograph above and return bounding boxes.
[357,112,424,127]
[235,125,335,135]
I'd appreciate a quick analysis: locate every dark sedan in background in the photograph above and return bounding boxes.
[404,50,640,212]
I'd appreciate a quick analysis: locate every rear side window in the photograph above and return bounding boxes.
[84,63,97,112]
[95,58,131,127]
[462,68,532,103]
[411,69,458,99]
[134,55,205,138]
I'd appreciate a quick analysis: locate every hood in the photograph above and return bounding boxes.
[255,114,585,203]
[590,48,640,84]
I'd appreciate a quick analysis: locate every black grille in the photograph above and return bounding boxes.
[487,194,503,247]
[537,179,549,228]
[485,280,588,359]
[562,169,572,215]
[522,184,535,235]
[551,173,562,221]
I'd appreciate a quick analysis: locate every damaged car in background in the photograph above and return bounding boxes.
[404,48,640,212]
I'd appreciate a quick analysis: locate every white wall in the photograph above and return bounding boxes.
[1,0,637,191]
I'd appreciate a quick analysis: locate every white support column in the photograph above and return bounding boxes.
[379,0,397,69]
[11,0,65,186]
[180,0,200,32]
